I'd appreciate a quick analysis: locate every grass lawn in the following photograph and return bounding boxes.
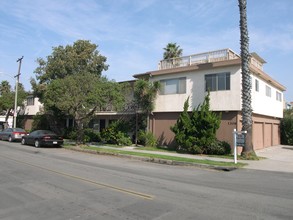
[64,144,247,168]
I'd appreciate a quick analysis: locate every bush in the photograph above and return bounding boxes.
[205,141,231,155]
[84,128,101,142]
[171,93,221,154]
[64,128,101,143]
[116,131,132,146]
[100,120,132,146]
[32,113,50,130]
[281,115,293,145]
[138,130,158,147]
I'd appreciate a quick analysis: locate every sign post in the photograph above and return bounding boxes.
[233,129,247,164]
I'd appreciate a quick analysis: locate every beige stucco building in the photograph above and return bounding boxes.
[134,49,286,150]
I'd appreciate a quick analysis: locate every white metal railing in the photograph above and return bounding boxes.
[158,48,240,70]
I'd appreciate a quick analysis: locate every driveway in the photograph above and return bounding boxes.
[244,145,293,173]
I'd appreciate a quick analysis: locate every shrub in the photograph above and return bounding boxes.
[205,141,231,155]
[100,120,132,146]
[116,131,132,146]
[281,111,293,145]
[83,128,101,142]
[171,93,221,154]
[32,113,50,130]
[138,130,158,147]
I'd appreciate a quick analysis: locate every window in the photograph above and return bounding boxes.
[265,85,271,97]
[255,79,259,92]
[205,72,230,91]
[160,77,186,95]
[276,91,282,102]
[27,97,34,106]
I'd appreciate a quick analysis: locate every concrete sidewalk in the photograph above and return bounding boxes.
[244,145,293,173]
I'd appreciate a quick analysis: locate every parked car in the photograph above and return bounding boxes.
[0,128,28,142]
[21,130,63,148]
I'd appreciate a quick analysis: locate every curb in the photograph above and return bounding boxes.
[65,146,239,172]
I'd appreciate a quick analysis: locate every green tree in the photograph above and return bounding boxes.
[281,109,293,145]
[171,93,222,154]
[31,40,110,135]
[44,73,124,143]
[0,81,27,127]
[133,79,160,145]
[32,40,108,102]
[163,43,183,60]
[238,0,255,158]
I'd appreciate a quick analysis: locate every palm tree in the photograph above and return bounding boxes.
[239,0,255,157]
[0,81,11,95]
[133,79,161,145]
[163,43,183,60]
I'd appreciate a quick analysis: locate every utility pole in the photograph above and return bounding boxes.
[13,56,23,128]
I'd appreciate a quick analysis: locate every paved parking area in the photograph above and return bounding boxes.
[244,145,293,173]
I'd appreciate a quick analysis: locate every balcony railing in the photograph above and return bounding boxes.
[158,48,240,70]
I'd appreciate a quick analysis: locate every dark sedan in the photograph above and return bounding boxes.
[21,130,63,148]
[0,128,28,142]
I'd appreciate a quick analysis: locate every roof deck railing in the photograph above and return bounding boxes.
[158,48,240,70]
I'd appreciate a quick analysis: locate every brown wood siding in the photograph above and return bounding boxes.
[150,111,281,150]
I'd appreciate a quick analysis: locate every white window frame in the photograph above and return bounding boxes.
[205,72,230,91]
[276,91,282,102]
[160,77,186,95]
[265,85,271,97]
[255,79,259,92]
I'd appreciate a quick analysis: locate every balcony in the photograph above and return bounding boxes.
[158,48,240,70]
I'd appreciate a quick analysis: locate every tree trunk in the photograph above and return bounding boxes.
[4,108,12,129]
[239,0,255,156]
[75,119,84,145]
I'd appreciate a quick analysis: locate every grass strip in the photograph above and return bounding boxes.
[65,145,246,168]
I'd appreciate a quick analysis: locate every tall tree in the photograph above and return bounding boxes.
[163,43,183,60]
[239,0,255,157]
[31,40,110,134]
[0,81,27,127]
[44,73,125,143]
[133,79,160,144]
[32,40,108,102]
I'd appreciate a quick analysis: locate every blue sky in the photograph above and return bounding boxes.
[0,0,293,101]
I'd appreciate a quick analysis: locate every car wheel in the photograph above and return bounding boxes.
[8,136,12,142]
[34,140,40,148]
[21,138,26,145]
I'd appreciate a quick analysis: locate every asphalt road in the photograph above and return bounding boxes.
[0,141,292,220]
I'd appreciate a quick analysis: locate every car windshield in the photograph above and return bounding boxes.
[13,128,25,132]
[39,130,56,135]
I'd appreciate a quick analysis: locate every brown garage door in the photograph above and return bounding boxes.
[272,124,280,146]
[253,122,264,150]
[264,123,272,147]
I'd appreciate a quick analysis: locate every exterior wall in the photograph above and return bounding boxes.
[216,111,238,147]
[24,97,43,115]
[149,112,179,147]
[151,65,242,112]
[23,116,34,131]
[251,74,283,118]
[149,111,239,148]
[147,61,284,150]
[0,116,13,129]
[149,111,281,151]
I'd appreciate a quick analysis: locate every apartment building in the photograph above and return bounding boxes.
[134,49,286,150]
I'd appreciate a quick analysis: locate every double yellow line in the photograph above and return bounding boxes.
[1,154,154,200]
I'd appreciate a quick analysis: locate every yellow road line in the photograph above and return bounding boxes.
[1,154,154,200]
